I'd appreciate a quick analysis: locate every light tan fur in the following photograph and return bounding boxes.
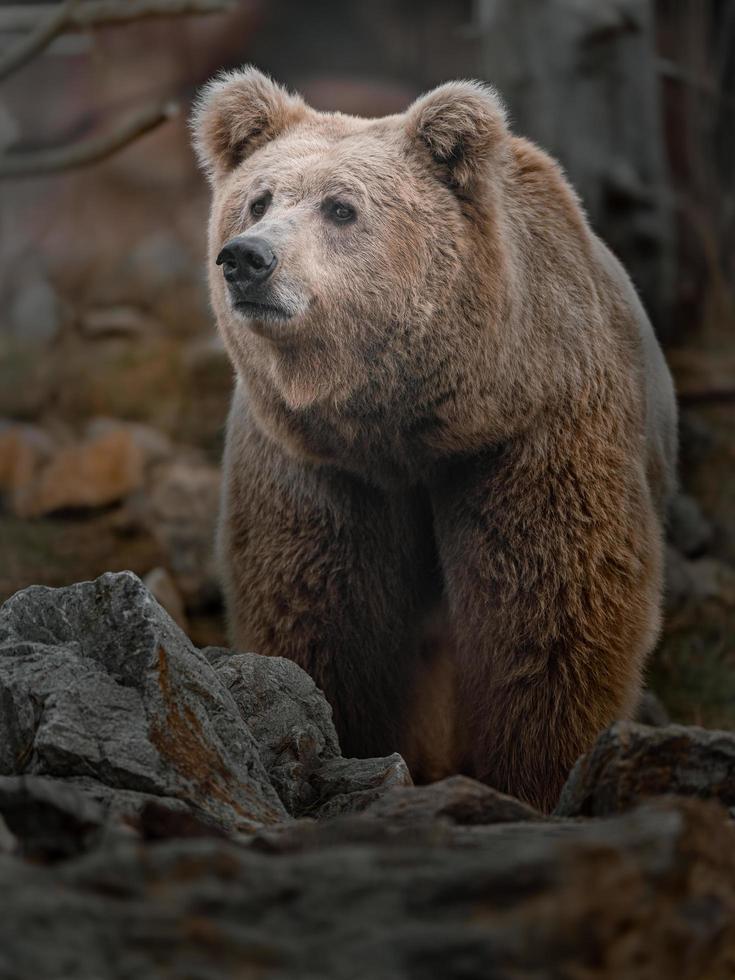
[192,68,677,812]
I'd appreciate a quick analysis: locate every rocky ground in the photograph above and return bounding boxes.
[1,570,735,979]
[0,412,228,648]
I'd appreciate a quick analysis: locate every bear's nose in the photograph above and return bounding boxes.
[216,236,277,286]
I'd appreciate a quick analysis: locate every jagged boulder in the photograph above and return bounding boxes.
[556,721,735,818]
[362,774,541,826]
[0,572,286,832]
[0,572,415,839]
[0,775,106,860]
[212,649,341,814]
[211,649,412,816]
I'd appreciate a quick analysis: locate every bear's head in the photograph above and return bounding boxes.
[192,68,514,473]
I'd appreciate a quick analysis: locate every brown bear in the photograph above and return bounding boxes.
[191,67,677,812]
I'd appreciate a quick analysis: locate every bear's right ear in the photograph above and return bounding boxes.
[190,66,308,181]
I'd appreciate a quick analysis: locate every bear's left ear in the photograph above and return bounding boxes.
[404,80,508,190]
[191,66,308,181]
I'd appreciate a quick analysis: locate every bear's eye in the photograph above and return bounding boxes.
[250,193,271,220]
[324,199,356,225]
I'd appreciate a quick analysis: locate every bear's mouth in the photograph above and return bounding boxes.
[233,299,294,323]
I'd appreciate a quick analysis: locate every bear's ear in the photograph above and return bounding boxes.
[191,66,308,180]
[404,80,508,190]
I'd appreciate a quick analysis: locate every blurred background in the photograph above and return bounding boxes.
[0,0,733,725]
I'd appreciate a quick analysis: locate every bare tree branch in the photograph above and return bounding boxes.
[0,0,79,82]
[0,0,234,177]
[0,0,236,33]
[0,101,179,179]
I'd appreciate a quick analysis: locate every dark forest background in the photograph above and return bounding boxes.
[1,0,734,727]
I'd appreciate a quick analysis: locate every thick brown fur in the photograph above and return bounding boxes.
[191,68,677,812]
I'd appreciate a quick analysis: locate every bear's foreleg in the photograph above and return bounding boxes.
[431,441,663,813]
[220,404,437,760]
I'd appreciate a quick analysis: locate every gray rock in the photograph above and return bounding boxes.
[0,798,733,979]
[0,573,420,840]
[143,566,188,630]
[0,775,105,860]
[555,721,735,818]
[665,544,695,611]
[0,572,286,832]
[665,546,735,612]
[363,775,541,825]
[85,417,173,469]
[179,335,234,451]
[0,422,57,516]
[214,651,414,819]
[668,493,713,557]
[7,277,61,346]
[0,100,19,154]
[0,815,16,855]
[17,426,145,517]
[214,650,340,815]
[311,753,412,818]
[57,776,202,832]
[634,690,670,727]
[139,459,222,609]
[80,305,158,339]
[127,231,193,294]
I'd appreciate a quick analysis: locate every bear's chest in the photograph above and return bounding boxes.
[253,379,450,488]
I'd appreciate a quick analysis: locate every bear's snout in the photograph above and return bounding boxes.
[217,235,277,289]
